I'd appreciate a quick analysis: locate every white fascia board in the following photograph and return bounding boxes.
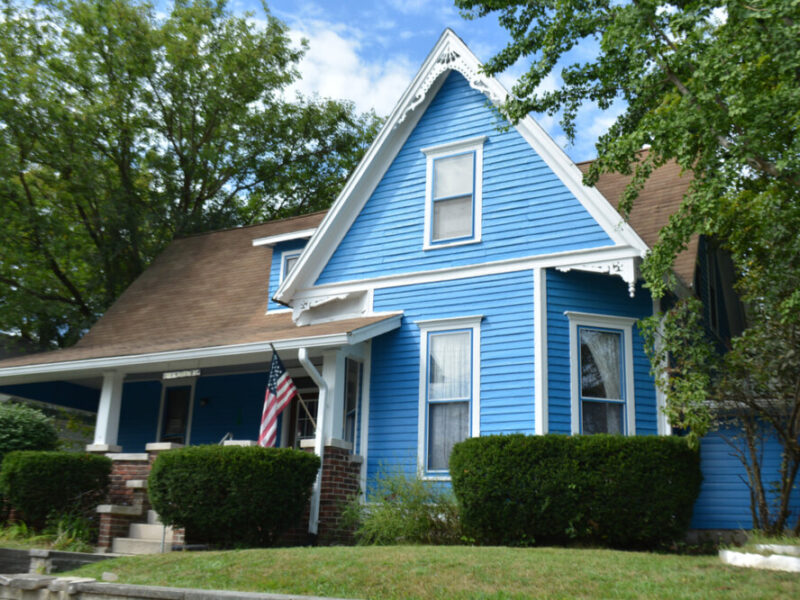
[346,313,403,345]
[252,228,317,247]
[291,244,643,301]
[274,33,458,306]
[0,318,402,384]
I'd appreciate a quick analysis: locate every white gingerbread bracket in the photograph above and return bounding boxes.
[396,40,507,128]
[556,257,639,297]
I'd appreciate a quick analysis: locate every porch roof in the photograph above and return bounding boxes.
[0,208,401,381]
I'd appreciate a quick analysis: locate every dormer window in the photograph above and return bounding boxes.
[422,136,486,249]
[281,251,301,283]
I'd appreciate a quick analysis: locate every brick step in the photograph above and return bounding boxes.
[111,537,171,555]
[129,523,173,541]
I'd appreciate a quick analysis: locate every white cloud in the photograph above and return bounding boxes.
[286,21,416,116]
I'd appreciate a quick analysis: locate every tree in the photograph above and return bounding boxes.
[458,1,800,533]
[0,0,382,348]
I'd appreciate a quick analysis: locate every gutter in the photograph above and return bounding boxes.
[298,347,327,536]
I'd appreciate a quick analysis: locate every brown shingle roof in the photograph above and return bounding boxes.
[0,212,402,369]
[578,159,697,289]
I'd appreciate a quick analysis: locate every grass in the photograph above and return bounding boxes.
[65,545,799,599]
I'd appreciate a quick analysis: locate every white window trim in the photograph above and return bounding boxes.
[280,250,303,284]
[415,315,482,480]
[565,311,636,436]
[421,136,486,250]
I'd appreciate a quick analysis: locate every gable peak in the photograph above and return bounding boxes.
[396,30,508,127]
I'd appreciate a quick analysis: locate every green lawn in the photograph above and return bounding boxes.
[66,545,798,599]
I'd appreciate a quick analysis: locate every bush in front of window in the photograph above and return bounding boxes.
[342,467,462,545]
[148,445,320,548]
[450,434,702,549]
[0,451,111,529]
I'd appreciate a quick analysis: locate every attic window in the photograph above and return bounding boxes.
[281,251,301,283]
[422,136,486,249]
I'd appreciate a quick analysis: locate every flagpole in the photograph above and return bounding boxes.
[270,343,317,431]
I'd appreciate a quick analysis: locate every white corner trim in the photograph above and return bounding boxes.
[417,314,481,479]
[534,268,548,435]
[565,311,637,436]
[252,228,316,247]
[421,135,488,156]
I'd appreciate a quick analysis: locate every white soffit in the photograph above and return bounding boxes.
[275,29,648,306]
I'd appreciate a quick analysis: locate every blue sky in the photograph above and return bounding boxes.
[230,0,620,163]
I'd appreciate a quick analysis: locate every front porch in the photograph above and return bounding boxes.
[0,314,402,551]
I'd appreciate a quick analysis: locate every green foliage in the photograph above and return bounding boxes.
[450,434,701,549]
[0,403,59,464]
[639,298,717,448]
[457,1,800,297]
[0,0,381,348]
[45,512,97,552]
[148,445,320,548]
[0,451,111,529]
[343,469,462,545]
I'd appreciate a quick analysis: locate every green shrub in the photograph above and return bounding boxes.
[148,445,320,548]
[0,403,58,464]
[344,469,462,545]
[0,451,111,529]
[450,434,702,549]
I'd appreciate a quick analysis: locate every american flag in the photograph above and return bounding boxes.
[258,352,297,447]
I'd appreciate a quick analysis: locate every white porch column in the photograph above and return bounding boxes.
[321,349,346,441]
[88,371,125,451]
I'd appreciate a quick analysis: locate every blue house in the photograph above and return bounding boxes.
[0,30,795,543]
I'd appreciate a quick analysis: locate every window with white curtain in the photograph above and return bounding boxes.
[565,312,637,436]
[416,316,482,478]
[421,136,485,249]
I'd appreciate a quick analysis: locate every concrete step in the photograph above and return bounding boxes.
[111,537,171,555]
[147,510,162,525]
[129,523,173,541]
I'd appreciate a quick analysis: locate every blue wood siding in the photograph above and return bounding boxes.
[368,271,535,481]
[191,372,268,444]
[116,373,268,452]
[316,72,612,285]
[0,381,99,413]
[267,240,308,312]
[693,427,800,529]
[545,269,657,434]
[117,381,161,451]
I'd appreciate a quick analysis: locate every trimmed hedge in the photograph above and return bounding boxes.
[0,451,111,528]
[148,445,320,548]
[0,403,58,464]
[450,434,702,549]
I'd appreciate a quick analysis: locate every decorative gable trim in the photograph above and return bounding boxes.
[275,29,649,309]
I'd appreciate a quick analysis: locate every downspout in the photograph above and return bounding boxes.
[298,347,327,536]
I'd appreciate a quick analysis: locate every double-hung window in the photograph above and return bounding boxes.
[565,312,636,436]
[416,316,481,478]
[421,136,485,249]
